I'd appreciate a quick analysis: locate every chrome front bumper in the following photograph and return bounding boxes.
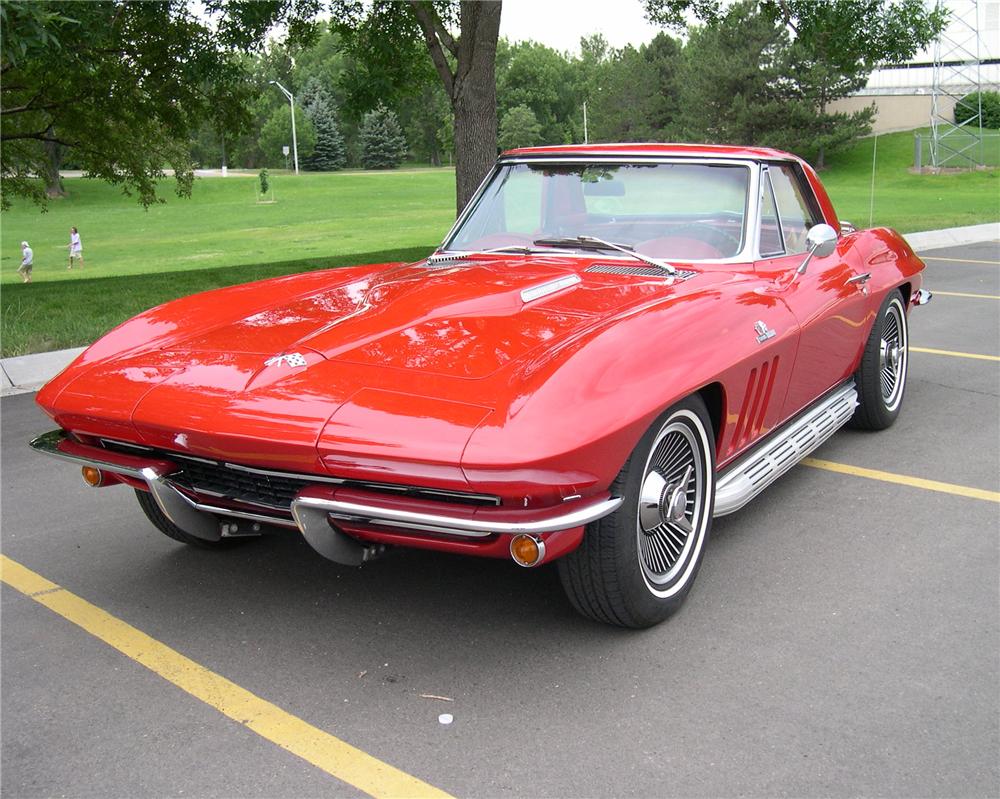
[29,429,622,564]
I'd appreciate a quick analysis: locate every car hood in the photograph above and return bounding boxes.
[41,255,731,476]
[158,256,689,380]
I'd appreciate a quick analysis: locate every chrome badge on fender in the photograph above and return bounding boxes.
[754,320,776,343]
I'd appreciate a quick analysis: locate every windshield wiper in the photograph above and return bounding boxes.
[427,245,538,264]
[533,235,677,276]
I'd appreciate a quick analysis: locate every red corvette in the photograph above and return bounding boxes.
[32,144,929,627]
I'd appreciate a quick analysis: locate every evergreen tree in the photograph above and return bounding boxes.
[360,104,408,169]
[299,78,348,171]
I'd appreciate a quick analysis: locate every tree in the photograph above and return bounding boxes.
[360,104,409,169]
[497,40,579,145]
[332,1,502,213]
[259,104,317,169]
[0,0,317,210]
[498,105,543,151]
[299,78,348,171]
[673,3,808,150]
[644,0,946,166]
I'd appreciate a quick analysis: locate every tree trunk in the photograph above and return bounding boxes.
[451,0,501,215]
[43,125,67,198]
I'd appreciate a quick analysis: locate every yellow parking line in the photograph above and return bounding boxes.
[0,556,452,799]
[921,256,999,265]
[910,346,1000,362]
[802,458,1000,503]
[931,290,1000,300]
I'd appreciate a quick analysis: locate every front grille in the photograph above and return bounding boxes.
[172,458,309,510]
[586,263,697,279]
[99,440,500,510]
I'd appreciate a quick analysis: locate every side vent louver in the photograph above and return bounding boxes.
[732,357,780,451]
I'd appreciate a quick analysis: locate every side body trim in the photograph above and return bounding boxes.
[714,380,858,516]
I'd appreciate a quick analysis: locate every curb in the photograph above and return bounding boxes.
[1,347,86,397]
[904,222,999,251]
[2,224,997,397]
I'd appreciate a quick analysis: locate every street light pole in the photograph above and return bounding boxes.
[583,101,588,144]
[270,80,299,175]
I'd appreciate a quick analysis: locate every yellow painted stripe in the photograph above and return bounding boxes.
[910,346,1000,362]
[921,256,1000,265]
[931,290,1000,300]
[802,458,1000,503]
[0,556,452,799]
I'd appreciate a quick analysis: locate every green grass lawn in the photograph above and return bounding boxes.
[2,132,997,357]
[2,168,456,286]
[822,127,1000,232]
[1,247,430,357]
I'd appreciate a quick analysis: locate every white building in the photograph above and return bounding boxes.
[829,0,999,133]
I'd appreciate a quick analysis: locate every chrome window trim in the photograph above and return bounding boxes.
[439,157,762,265]
[757,166,786,259]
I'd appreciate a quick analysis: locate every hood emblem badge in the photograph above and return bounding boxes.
[265,352,308,368]
[173,433,189,449]
[754,321,776,343]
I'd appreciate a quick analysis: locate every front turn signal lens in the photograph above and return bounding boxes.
[510,534,545,568]
[81,466,103,487]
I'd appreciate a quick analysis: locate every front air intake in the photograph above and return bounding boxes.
[586,264,697,279]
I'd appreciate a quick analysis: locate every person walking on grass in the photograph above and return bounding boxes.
[67,226,83,269]
[18,241,33,283]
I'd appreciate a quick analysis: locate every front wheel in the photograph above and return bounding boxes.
[849,290,909,430]
[558,395,715,628]
[134,489,239,549]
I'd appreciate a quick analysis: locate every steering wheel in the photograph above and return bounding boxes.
[670,223,741,256]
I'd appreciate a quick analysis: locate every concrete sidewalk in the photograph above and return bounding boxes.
[3,223,997,397]
[1,347,85,396]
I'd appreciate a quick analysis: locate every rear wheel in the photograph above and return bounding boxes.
[134,489,238,549]
[849,290,909,430]
[558,395,715,628]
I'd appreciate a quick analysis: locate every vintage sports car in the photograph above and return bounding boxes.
[31,144,930,628]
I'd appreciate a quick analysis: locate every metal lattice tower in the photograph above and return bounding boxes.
[930,0,985,168]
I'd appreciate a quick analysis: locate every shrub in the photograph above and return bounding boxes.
[954,91,1000,129]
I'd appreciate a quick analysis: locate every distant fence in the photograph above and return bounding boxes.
[913,131,1000,169]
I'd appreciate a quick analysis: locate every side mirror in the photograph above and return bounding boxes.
[797,223,839,275]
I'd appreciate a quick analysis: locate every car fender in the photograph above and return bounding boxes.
[36,263,389,411]
[461,273,801,502]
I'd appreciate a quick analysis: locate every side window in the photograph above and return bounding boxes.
[769,164,823,255]
[758,169,784,257]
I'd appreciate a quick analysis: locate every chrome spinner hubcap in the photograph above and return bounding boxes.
[877,301,907,409]
[637,421,702,586]
[639,467,693,534]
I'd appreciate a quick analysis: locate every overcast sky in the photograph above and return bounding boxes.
[499,0,663,54]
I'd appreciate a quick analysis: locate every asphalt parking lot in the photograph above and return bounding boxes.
[2,240,998,798]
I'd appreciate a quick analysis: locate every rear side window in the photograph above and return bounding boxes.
[769,164,823,255]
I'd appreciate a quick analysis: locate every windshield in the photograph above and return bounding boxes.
[444,161,751,261]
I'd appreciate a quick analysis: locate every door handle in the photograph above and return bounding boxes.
[846,272,872,285]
